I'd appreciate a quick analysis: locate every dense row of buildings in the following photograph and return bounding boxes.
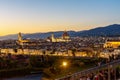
[9,31,120,49]
[1,31,120,58]
[17,31,71,46]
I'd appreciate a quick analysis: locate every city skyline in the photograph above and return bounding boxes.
[0,0,120,36]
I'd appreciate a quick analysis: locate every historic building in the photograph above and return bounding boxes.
[104,40,120,48]
[16,32,41,46]
[16,32,29,45]
[48,31,71,42]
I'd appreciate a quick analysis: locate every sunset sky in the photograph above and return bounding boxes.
[0,0,120,36]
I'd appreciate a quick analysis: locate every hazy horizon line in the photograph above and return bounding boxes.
[1,23,120,37]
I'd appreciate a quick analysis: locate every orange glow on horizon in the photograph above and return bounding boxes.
[0,23,86,36]
[0,21,114,36]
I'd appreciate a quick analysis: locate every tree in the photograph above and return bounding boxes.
[71,48,76,58]
[13,49,18,53]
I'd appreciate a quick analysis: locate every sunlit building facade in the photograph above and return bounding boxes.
[104,40,120,48]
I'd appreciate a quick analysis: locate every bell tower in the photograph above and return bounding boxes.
[18,32,22,41]
[51,33,56,42]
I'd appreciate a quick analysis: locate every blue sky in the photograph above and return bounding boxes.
[0,0,120,35]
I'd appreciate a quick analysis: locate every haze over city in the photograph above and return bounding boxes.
[0,0,120,36]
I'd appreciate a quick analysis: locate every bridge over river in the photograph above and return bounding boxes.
[56,59,120,80]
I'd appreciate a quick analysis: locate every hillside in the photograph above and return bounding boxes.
[0,24,120,40]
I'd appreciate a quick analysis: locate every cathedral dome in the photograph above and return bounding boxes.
[62,31,69,37]
[62,31,70,39]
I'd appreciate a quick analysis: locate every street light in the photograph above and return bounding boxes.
[62,61,69,79]
[62,61,67,67]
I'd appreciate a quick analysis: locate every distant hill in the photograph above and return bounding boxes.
[0,34,18,40]
[0,24,120,40]
[23,31,77,39]
[77,24,120,37]
[0,33,25,40]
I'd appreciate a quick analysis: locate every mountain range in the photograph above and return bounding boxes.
[0,24,120,40]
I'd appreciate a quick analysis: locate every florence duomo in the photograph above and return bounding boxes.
[47,31,71,42]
